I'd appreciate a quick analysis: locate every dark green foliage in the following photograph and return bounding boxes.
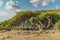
[0,9,60,30]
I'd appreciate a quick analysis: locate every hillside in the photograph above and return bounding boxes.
[0,10,60,30]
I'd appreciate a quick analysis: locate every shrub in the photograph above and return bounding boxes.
[54,20,60,30]
[0,26,11,31]
[13,27,25,30]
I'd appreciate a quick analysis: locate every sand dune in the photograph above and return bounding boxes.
[0,30,60,40]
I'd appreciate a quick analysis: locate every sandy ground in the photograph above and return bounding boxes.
[0,30,60,40]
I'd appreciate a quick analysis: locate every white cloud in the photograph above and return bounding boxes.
[51,0,56,3]
[0,0,21,22]
[42,1,48,6]
[30,0,40,7]
[0,10,15,22]
[16,1,19,4]
[16,1,19,5]
[30,0,56,7]
[5,0,21,12]
[0,0,3,6]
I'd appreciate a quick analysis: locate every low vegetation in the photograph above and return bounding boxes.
[0,9,60,30]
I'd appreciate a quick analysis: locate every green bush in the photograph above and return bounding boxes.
[0,26,11,31]
[0,10,60,30]
[13,27,25,30]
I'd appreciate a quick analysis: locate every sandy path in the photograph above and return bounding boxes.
[0,30,60,40]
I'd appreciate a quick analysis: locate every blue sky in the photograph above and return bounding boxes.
[0,0,60,22]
